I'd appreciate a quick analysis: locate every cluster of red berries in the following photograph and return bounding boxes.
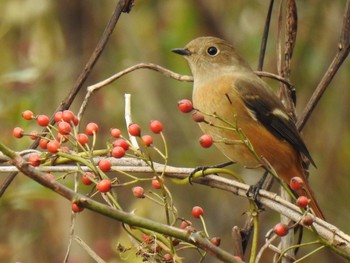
[272,177,315,234]
[14,110,111,165]
[289,177,311,210]
[14,110,118,212]
[127,119,163,146]
[177,99,214,148]
[14,110,168,214]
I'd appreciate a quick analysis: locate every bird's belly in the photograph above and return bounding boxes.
[198,122,261,167]
[198,120,297,171]
[193,81,298,171]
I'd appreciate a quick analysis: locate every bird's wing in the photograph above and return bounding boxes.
[234,78,316,167]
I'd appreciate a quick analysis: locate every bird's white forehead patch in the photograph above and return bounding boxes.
[272,108,289,120]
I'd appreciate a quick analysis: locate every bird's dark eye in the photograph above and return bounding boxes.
[207,46,219,56]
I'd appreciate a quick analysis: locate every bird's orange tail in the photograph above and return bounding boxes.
[279,164,325,220]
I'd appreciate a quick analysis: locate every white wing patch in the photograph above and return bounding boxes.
[272,108,289,120]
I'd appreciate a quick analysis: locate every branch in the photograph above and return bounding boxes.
[77,63,193,119]
[1,150,349,259]
[297,0,350,130]
[258,0,275,71]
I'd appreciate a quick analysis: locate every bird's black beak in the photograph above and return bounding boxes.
[172,48,191,56]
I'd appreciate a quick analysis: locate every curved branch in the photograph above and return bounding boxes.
[77,63,193,119]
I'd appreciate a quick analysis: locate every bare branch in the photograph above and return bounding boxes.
[77,63,193,119]
[258,0,275,71]
[297,0,350,130]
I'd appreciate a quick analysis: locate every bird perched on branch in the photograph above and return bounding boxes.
[172,36,324,220]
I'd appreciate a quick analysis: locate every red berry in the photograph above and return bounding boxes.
[199,134,213,148]
[163,254,173,261]
[85,122,99,135]
[172,239,180,246]
[151,176,163,189]
[81,172,95,185]
[58,121,71,135]
[192,206,204,218]
[110,128,122,138]
[71,202,84,213]
[210,237,221,246]
[177,99,193,113]
[97,179,112,193]
[149,120,163,134]
[99,159,111,172]
[113,139,129,151]
[77,133,89,146]
[132,186,145,198]
[192,110,205,122]
[28,153,41,166]
[72,116,79,126]
[141,135,153,146]
[29,131,39,140]
[290,177,304,191]
[47,140,60,153]
[13,127,24,138]
[62,110,75,123]
[54,111,63,122]
[22,110,34,120]
[180,220,192,229]
[128,123,141,136]
[141,233,153,244]
[39,138,49,149]
[296,196,309,208]
[274,223,289,237]
[302,215,315,226]
[111,146,125,158]
[36,114,50,126]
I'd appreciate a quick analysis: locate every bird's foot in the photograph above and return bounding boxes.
[246,173,268,209]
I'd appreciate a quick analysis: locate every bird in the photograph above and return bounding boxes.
[172,36,325,220]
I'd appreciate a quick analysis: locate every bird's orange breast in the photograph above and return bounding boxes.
[192,75,302,175]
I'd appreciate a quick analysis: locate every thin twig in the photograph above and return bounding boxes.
[297,0,350,130]
[77,63,192,119]
[258,0,275,71]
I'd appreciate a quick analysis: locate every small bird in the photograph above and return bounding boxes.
[172,36,324,220]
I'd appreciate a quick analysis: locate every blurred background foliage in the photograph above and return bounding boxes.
[0,0,349,262]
